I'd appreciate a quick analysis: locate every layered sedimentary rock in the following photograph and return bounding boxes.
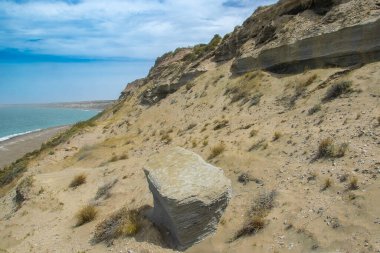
[232,18,380,74]
[144,147,232,250]
[140,69,206,105]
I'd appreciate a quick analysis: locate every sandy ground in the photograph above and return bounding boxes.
[0,126,69,168]
[0,61,379,253]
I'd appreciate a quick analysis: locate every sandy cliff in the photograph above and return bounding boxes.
[1,0,379,252]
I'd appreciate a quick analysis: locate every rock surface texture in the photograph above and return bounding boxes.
[232,18,380,74]
[144,147,232,250]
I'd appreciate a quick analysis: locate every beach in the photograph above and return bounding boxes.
[0,126,69,168]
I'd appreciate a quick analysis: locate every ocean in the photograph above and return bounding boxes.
[0,106,99,142]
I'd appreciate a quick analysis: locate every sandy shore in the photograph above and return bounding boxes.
[0,126,69,168]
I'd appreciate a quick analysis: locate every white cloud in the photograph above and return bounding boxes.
[0,0,277,59]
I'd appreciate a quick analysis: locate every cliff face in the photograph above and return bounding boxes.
[1,0,380,253]
[232,18,380,73]
[121,0,380,105]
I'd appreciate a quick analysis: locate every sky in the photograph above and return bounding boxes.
[0,0,276,104]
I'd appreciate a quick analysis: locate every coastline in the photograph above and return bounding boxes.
[0,125,69,168]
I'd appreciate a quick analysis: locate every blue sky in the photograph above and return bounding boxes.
[0,0,276,104]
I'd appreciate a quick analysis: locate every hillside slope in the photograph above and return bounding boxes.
[1,0,380,252]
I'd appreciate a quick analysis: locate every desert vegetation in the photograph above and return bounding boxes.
[233,190,276,240]
[208,143,225,159]
[69,174,87,188]
[317,138,348,159]
[323,81,352,101]
[93,206,149,244]
[76,205,97,226]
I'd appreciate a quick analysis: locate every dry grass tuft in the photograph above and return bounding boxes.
[93,206,149,245]
[161,133,172,144]
[323,81,352,101]
[208,143,225,159]
[213,120,229,130]
[348,176,359,190]
[192,139,197,148]
[76,205,97,226]
[308,104,321,115]
[249,129,258,137]
[317,138,348,159]
[232,190,276,241]
[321,178,332,191]
[272,131,282,141]
[95,179,118,200]
[248,139,267,152]
[69,174,86,188]
[108,154,128,163]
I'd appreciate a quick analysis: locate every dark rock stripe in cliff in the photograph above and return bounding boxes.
[232,18,380,74]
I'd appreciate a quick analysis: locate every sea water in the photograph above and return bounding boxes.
[0,106,99,142]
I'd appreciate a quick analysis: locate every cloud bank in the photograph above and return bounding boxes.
[0,0,276,60]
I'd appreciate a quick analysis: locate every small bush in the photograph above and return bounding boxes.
[95,179,118,200]
[249,129,258,137]
[317,138,348,158]
[248,139,266,152]
[272,131,282,141]
[234,216,265,239]
[161,133,172,144]
[70,174,86,188]
[213,120,229,130]
[318,138,334,157]
[186,123,197,131]
[307,171,318,182]
[230,91,246,103]
[0,159,28,187]
[202,139,209,147]
[348,176,359,190]
[321,178,332,191]
[76,205,97,226]
[108,154,128,163]
[249,93,263,107]
[323,81,352,101]
[308,104,321,115]
[208,143,225,159]
[232,190,276,241]
[93,206,149,244]
[14,176,34,206]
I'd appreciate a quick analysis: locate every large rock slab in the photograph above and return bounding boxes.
[232,18,380,74]
[144,147,232,250]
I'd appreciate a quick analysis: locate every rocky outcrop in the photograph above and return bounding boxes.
[119,78,146,100]
[214,0,339,62]
[232,18,380,74]
[143,147,232,250]
[140,69,206,105]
